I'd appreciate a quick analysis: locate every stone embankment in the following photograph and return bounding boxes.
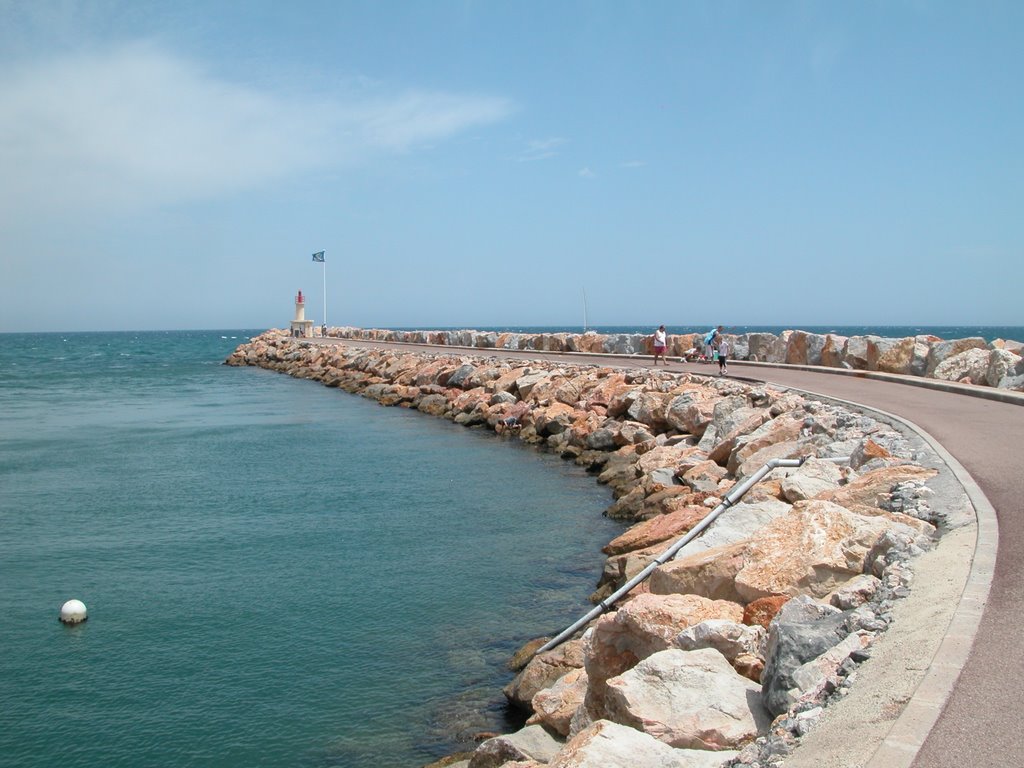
[322,326,1024,392]
[226,330,970,768]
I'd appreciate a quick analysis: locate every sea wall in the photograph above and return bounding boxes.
[226,331,965,767]
[321,326,1024,392]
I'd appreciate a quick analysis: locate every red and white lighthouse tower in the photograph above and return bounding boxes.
[289,290,314,338]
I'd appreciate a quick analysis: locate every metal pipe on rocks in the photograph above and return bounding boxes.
[533,455,852,656]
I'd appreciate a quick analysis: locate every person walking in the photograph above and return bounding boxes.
[652,325,668,365]
[703,326,722,362]
[717,334,731,375]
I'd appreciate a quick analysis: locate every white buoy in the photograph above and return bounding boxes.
[60,599,87,625]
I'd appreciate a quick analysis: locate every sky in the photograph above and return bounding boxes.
[0,0,1021,332]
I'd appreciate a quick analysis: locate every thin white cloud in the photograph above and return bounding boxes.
[517,137,566,162]
[578,166,596,179]
[0,42,514,223]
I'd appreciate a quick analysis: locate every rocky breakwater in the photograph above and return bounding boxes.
[225,330,967,768]
[325,326,1024,392]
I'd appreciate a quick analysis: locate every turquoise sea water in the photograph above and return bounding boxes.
[0,331,621,768]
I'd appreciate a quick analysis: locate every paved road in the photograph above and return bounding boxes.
[311,338,1024,765]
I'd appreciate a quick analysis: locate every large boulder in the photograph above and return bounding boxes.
[991,338,1024,354]
[635,444,703,476]
[583,594,744,716]
[820,335,848,367]
[734,437,821,481]
[530,667,588,737]
[597,541,671,596]
[473,331,498,348]
[446,362,479,389]
[648,541,749,604]
[602,506,710,555]
[726,413,805,475]
[987,348,1024,388]
[604,334,641,355]
[488,365,530,393]
[732,499,923,602]
[873,336,932,376]
[746,333,777,362]
[515,371,552,400]
[926,337,988,376]
[865,337,902,371]
[780,457,844,502]
[932,348,992,385]
[552,375,586,407]
[675,619,767,682]
[615,420,656,446]
[786,332,827,366]
[602,648,771,750]
[468,724,563,768]
[698,401,770,463]
[814,465,938,516]
[533,402,579,436]
[672,498,792,556]
[466,364,505,389]
[842,337,870,370]
[679,460,728,493]
[549,719,733,768]
[760,596,857,716]
[627,392,673,432]
[665,392,716,436]
[766,331,792,363]
[583,373,630,410]
[652,499,928,604]
[505,639,585,710]
[416,393,450,416]
[728,334,749,361]
[607,387,644,419]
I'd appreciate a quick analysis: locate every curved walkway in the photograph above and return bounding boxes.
[310,338,1024,766]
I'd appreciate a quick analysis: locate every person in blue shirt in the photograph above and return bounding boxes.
[703,326,722,362]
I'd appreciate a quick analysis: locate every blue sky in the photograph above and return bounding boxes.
[1,1,1021,332]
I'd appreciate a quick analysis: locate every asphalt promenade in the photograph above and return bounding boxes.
[310,337,1024,766]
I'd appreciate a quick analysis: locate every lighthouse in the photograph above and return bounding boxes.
[289,290,314,338]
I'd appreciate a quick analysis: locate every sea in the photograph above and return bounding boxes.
[2,323,1020,768]
[0,330,621,768]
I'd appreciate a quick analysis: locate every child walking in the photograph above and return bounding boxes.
[717,336,730,375]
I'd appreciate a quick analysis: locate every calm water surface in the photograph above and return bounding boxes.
[0,331,621,768]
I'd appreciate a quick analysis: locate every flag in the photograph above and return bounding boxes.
[312,251,325,262]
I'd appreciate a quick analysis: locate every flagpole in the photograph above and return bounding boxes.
[312,251,327,331]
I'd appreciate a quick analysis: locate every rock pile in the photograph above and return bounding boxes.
[225,331,960,768]
[321,326,1024,392]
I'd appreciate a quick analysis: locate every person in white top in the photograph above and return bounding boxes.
[652,325,667,365]
[717,335,731,375]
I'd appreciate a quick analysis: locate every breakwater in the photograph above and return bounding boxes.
[320,326,1024,392]
[226,330,969,767]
